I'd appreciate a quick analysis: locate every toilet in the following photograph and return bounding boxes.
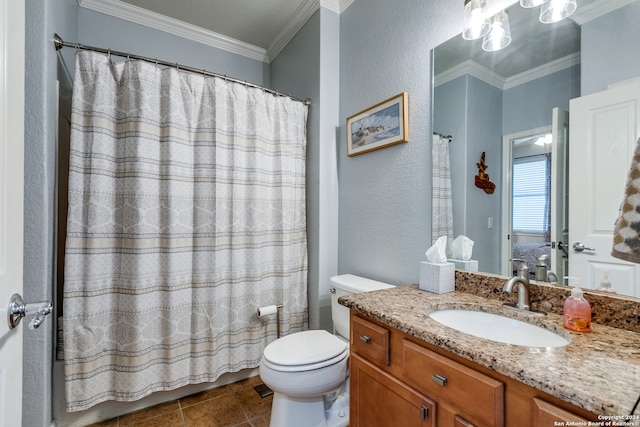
[259,274,395,427]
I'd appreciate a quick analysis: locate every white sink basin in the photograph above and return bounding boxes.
[428,309,569,348]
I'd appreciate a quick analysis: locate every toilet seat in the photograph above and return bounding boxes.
[263,330,349,372]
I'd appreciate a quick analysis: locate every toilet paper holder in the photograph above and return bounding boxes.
[257,304,283,338]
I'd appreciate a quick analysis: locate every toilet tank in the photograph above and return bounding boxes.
[330,274,395,340]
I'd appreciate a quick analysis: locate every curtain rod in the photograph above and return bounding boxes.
[53,33,311,107]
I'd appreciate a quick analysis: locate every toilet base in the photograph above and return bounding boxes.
[268,389,349,427]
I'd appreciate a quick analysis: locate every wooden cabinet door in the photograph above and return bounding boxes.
[533,398,588,426]
[454,414,478,427]
[351,354,435,427]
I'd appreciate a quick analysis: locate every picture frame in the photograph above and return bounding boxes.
[346,92,408,157]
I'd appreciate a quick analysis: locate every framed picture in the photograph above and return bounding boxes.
[346,92,408,157]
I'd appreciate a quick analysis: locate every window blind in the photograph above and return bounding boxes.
[512,155,549,233]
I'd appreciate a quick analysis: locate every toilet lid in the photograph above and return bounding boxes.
[263,330,348,367]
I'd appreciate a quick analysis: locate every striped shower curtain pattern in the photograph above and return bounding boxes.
[432,133,454,246]
[63,51,309,411]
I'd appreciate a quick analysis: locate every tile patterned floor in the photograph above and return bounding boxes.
[86,375,271,427]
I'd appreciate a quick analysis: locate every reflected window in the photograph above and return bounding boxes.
[512,154,551,236]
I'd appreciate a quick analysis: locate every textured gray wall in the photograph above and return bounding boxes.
[24,0,79,426]
[433,75,503,274]
[503,66,580,135]
[270,8,341,332]
[338,0,460,285]
[270,12,323,329]
[581,1,640,96]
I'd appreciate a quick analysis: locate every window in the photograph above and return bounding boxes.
[512,155,550,234]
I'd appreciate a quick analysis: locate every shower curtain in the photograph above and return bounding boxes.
[63,51,309,411]
[432,133,454,246]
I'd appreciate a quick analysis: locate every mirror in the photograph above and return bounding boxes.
[432,0,640,296]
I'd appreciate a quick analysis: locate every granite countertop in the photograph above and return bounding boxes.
[339,284,640,417]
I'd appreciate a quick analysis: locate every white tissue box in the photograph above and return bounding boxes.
[419,261,455,294]
[447,259,478,272]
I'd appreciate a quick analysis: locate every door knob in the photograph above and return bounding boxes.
[7,293,53,330]
[572,242,595,253]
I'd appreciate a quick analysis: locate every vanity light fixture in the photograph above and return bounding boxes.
[520,0,544,8]
[539,0,577,24]
[462,0,491,40]
[464,0,578,52]
[482,11,511,52]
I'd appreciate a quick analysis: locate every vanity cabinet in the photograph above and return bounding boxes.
[349,312,597,427]
[351,354,435,426]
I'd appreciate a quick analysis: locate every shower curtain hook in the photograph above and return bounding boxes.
[175,63,180,71]
[107,49,111,61]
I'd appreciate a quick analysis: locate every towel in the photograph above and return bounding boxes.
[612,138,640,263]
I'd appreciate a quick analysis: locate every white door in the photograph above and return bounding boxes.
[550,108,569,282]
[569,80,640,294]
[0,0,25,425]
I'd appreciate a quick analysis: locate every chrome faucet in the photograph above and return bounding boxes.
[503,259,531,310]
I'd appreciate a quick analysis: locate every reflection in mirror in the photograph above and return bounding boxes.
[432,0,640,296]
[502,129,558,279]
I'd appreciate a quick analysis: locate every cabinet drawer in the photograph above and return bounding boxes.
[533,398,588,425]
[401,339,504,426]
[351,315,390,365]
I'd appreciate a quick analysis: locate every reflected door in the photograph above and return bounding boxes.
[569,80,640,294]
[550,108,569,282]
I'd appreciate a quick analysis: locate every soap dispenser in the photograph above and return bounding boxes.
[535,254,548,282]
[563,278,591,332]
[596,271,616,294]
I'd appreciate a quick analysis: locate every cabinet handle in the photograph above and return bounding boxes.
[359,335,371,344]
[420,405,430,420]
[432,373,447,386]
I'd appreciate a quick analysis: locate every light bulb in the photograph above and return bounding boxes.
[520,0,544,7]
[462,0,491,40]
[540,0,577,24]
[482,11,511,52]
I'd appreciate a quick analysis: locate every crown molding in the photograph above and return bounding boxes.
[268,0,342,61]
[79,0,270,62]
[435,60,505,89]
[571,0,636,25]
[340,0,356,12]
[79,0,357,64]
[267,0,321,62]
[503,52,580,90]
[320,0,341,14]
[436,51,580,91]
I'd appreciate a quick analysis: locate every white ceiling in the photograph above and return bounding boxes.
[79,0,350,62]
[119,0,309,49]
[80,0,633,67]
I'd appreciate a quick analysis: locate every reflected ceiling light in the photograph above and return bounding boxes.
[463,0,491,40]
[535,134,553,146]
[482,11,511,52]
[520,0,544,7]
[539,0,577,23]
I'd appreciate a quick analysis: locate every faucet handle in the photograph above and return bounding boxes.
[510,258,529,276]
